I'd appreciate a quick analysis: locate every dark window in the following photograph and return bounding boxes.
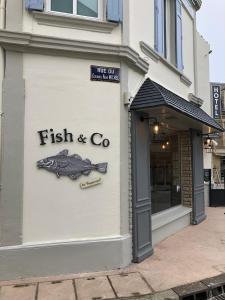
[150,130,181,214]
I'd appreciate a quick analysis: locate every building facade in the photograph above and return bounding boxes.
[0,0,223,280]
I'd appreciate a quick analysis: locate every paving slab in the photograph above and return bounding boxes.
[76,276,115,300]
[38,280,75,300]
[0,284,37,300]
[108,273,152,298]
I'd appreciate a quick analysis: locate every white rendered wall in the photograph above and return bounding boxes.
[23,54,121,244]
[196,32,212,169]
[196,33,211,115]
[129,1,195,100]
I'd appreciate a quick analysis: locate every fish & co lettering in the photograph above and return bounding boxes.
[37,129,110,148]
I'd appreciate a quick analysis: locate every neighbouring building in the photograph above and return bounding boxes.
[210,82,225,184]
[0,0,223,280]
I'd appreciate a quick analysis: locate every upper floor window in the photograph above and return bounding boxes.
[47,0,100,19]
[154,0,183,71]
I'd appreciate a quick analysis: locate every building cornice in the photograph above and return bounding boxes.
[32,12,118,33]
[0,30,149,74]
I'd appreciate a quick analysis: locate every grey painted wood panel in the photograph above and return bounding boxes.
[131,112,153,262]
[191,129,206,224]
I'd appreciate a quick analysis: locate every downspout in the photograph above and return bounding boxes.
[0,0,6,190]
[193,11,198,97]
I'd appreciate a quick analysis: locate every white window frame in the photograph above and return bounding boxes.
[46,0,103,21]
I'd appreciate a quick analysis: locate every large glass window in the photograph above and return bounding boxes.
[150,130,181,214]
[50,0,98,18]
[154,0,183,70]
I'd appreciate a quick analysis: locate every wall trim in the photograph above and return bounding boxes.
[0,234,132,281]
[32,12,118,33]
[0,52,25,247]
[140,41,192,87]
[0,30,149,74]
[188,93,204,107]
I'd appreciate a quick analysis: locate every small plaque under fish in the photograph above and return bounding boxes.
[80,177,102,189]
[37,150,108,181]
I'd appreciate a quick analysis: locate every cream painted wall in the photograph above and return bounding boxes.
[23,9,122,44]
[196,32,211,115]
[129,0,154,52]
[196,33,212,169]
[182,7,195,84]
[128,68,145,99]
[128,1,195,100]
[23,54,121,244]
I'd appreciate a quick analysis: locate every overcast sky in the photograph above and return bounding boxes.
[197,0,225,83]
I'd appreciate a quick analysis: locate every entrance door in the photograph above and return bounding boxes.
[191,129,206,224]
[131,112,153,262]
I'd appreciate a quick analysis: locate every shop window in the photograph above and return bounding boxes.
[150,130,181,214]
[154,0,183,71]
[48,0,99,19]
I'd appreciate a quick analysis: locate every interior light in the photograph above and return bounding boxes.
[206,138,211,145]
[153,122,159,134]
[162,144,166,150]
[166,141,170,146]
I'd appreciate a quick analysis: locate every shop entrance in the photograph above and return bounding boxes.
[130,78,223,264]
[150,132,181,214]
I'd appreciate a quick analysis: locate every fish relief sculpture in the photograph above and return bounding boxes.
[37,150,108,180]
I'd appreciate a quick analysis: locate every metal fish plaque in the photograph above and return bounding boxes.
[37,150,108,181]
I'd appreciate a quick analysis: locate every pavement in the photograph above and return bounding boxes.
[0,207,225,300]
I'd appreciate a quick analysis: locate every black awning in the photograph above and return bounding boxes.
[130,78,224,132]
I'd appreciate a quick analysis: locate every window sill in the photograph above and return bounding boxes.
[140,41,192,87]
[152,205,192,231]
[32,12,118,33]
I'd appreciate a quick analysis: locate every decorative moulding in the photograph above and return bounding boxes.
[140,41,160,62]
[32,12,118,33]
[0,30,149,74]
[140,41,192,87]
[188,93,204,107]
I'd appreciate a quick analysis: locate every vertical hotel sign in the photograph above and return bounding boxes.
[212,85,221,119]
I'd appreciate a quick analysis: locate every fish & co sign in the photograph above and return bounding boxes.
[37,128,110,148]
[37,150,107,181]
[36,129,110,187]
[212,85,221,119]
[90,65,120,83]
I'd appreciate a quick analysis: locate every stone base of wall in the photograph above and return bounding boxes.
[180,131,193,208]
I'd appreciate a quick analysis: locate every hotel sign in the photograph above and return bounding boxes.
[212,85,221,119]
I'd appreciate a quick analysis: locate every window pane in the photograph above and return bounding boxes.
[150,131,181,214]
[77,0,98,18]
[51,0,73,14]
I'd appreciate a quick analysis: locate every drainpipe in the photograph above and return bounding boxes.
[193,12,199,97]
[0,0,6,190]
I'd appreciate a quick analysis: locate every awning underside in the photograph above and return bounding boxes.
[130,78,224,132]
